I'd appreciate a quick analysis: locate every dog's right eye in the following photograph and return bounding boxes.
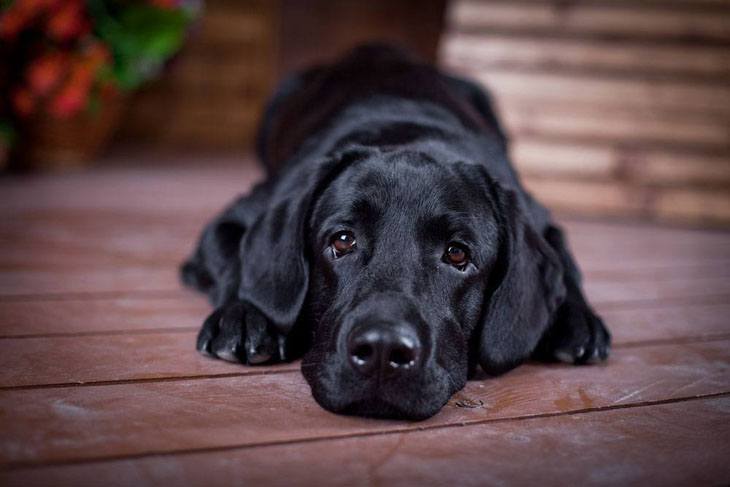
[331,230,357,258]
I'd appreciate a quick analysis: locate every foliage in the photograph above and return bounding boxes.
[0,0,200,122]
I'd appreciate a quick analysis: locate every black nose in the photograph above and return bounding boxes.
[347,323,422,376]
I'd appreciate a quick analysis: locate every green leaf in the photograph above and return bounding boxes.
[90,2,192,90]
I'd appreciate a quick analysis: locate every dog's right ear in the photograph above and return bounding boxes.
[181,182,274,306]
[236,148,369,337]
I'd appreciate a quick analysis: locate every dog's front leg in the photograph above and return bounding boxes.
[196,302,287,365]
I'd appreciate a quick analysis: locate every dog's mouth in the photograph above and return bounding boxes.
[302,352,463,421]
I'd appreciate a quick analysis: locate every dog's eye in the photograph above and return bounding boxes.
[444,243,469,268]
[331,230,356,257]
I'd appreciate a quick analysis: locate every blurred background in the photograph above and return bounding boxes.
[1,0,728,226]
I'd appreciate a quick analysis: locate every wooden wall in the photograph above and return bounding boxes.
[113,0,278,152]
[114,0,446,153]
[440,0,730,225]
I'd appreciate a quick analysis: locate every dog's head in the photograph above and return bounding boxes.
[237,147,565,420]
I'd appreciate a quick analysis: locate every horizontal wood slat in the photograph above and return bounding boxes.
[441,33,730,78]
[475,70,730,116]
[449,1,730,41]
[3,396,726,486]
[0,332,298,389]
[0,165,262,214]
[0,296,208,338]
[513,139,730,185]
[499,104,730,150]
[0,340,727,466]
[523,178,730,224]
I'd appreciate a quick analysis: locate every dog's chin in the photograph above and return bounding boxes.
[337,397,447,421]
[302,361,461,421]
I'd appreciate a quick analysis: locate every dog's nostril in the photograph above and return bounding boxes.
[390,350,415,367]
[389,346,416,368]
[352,344,374,364]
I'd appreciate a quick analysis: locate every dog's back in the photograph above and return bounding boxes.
[256,44,506,175]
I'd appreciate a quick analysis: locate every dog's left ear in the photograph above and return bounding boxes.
[478,180,566,375]
[236,149,366,336]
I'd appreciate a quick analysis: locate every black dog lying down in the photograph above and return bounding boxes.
[182,45,610,420]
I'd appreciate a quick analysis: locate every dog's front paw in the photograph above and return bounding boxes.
[535,300,611,365]
[196,302,285,364]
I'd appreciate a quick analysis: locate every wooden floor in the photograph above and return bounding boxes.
[0,162,729,486]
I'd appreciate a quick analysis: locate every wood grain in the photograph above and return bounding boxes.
[0,296,208,337]
[1,165,730,484]
[450,0,730,42]
[0,340,727,466]
[442,0,730,224]
[441,33,730,78]
[476,70,730,116]
[0,331,299,389]
[3,396,727,486]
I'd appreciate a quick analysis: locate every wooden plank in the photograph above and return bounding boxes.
[526,178,730,225]
[598,301,730,345]
[585,274,730,304]
[474,70,730,116]
[441,32,730,78]
[499,103,730,149]
[0,267,182,296]
[3,396,727,486]
[0,212,202,270]
[512,139,617,179]
[0,332,298,389]
[0,165,262,214]
[628,150,730,186]
[523,178,648,216]
[512,139,730,186]
[449,0,730,42]
[0,296,208,338]
[654,187,730,223]
[0,298,727,387]
[0,340,726,466]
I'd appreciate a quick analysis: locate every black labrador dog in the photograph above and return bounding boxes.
[182,45,610,420]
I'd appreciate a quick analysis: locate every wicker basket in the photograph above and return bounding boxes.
[12,91,126,171]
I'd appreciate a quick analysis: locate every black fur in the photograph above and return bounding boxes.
[182,45,610,420]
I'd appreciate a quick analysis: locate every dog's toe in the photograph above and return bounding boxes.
[536,300,611,365]
[196,302,284,365]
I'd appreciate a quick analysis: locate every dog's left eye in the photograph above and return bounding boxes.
[331,230,356,258]
[444,243,469,269]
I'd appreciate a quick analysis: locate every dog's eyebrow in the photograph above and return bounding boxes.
[418,213,476,242]
[352,196,384,225]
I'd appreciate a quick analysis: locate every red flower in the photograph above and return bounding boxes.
[0,0,58,40]
[48,43,109,118]
[27,51,68,96]
[46,0,88,42]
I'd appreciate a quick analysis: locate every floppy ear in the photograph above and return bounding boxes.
[478,181,566,375]
[181,184,274,306]
[236,149,367,336]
